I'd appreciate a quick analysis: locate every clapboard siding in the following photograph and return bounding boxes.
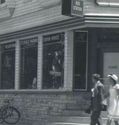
[13,0,61,17]
[1,0,119,35]
[0,2,69,35]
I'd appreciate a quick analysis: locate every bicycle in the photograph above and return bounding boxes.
[0,98,20,124]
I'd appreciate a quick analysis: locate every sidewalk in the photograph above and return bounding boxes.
[50,123,116,125]
[48,117,109,125]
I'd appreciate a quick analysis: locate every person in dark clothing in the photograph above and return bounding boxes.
[90,74,104,125]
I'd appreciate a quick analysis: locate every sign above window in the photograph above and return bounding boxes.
[43,33,64,43]
[62,0,83,17]
[96,0,119,7]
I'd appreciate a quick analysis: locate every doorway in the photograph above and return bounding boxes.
[103,52,119,78]
[103,52,119,91]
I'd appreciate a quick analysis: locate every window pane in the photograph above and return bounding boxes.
[20,37,38,89]
[1,42,15,89]
[74,31,88,90]
[43,33,64,89]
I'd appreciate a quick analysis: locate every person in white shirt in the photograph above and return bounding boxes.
[106,74,119,125]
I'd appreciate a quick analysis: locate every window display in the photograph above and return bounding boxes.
[43,33,64,89]
[1,42,15,89]
[20,37,38,89]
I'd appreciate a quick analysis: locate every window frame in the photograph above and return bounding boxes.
[0,41,16,90]
[73,30,88,91]
[19,37,38,90]
[0,32,67,92]
[0,35,40,91]
[42,33,65,90]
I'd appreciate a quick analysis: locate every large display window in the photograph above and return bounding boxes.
[42,33,64,89]
[0,42,15,89]
[20,37,38,89]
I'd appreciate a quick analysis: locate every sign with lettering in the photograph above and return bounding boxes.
[71,0,83,16]
[43,33,64,43]
[2,42,15,50]
[62,0,83,17]
[20,37,38,46]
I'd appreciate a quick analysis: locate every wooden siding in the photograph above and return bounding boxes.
[0,0,119,35]
[0,0,70,35]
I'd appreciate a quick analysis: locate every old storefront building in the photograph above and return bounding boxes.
[0,0,119,124]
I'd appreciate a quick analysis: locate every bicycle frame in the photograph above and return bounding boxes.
[0,98,20,124]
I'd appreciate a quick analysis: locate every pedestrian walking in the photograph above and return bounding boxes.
[89,74,104,125]
[106,74,119,125]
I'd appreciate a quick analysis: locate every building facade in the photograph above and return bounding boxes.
[0,0,119,124]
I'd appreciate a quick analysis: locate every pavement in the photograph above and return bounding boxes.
[48,117,118,125]
[50,122,116,125]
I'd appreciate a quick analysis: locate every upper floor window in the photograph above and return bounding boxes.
[0,0,5,4]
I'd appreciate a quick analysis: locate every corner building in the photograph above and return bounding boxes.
[0,0,119,124]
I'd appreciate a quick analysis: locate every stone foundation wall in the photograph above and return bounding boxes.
[0,91,90,125]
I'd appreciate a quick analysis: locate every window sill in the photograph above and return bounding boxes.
[0,89,72,94]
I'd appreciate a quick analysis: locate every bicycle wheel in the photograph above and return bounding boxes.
[2,106,20,124]
[0,117,3,123]
[0,111,4,123]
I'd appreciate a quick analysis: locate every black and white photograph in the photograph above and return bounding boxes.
[0,0,119,125]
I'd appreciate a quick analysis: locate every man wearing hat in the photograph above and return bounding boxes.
[90,74,104,125]
[106,74,119,125]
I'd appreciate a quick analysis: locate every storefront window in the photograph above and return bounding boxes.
[0,42,15,89]
[74,31,88,90]
[20,37,38,89]
[43,33,64,89]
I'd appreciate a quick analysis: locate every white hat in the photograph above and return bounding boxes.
[107,74,118,83]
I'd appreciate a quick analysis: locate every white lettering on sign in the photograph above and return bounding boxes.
[75,1,80,6]
[51,35,60,41]
[73,6,82,11]
[21,37,38,45]
[4,43,15,49]
[43,34,63,42]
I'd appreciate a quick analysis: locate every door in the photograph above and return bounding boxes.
[103,52,119,78]
[103,52,119,91]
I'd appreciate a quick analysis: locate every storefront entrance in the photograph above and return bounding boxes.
[103,52,119,78]
[103,51,119,92]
